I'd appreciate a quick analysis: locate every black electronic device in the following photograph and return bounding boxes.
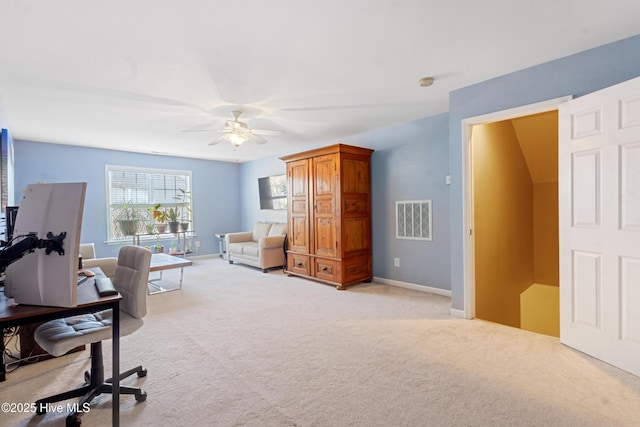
[5,206,18,242]
[258,174,287,210]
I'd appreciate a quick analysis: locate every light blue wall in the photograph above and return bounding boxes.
[448,34,640,310]
[13,140,241,258]
[346,113,450,290]
[238,156,287,231]
[240,113,451,291]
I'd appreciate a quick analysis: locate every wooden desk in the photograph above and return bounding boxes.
[148,253,192,294]
[0,279,123,426]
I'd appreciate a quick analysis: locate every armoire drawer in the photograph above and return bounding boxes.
[314,258,339,282]
[289,254,309,275]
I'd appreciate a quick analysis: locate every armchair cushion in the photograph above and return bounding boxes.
[227,231,253,244]
[252,222,272,241]
[261,235,286,249]
[268,222,287,237]
[82,257,118,279]
[79,243,117,279]
[241,242,260,258]
[79,243,96,260]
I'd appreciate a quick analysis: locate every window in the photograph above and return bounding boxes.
[396,200,432,241]
[106,165,192,241]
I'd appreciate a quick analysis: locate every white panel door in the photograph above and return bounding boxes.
[559,76,640,376]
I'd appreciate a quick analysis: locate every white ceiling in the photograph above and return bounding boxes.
[1,1,639,163]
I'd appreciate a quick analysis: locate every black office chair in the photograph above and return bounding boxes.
[34,245,152,427]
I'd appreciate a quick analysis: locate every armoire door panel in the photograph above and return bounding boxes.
[315,199,334,215]
[290,216,309,253]
[315,217,338,257]
[314,155,337,196]
[291,200,307,215]
[289,160,308,197]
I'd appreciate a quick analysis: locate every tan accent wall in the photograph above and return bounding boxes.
[520,283,559,337]
[533,183,559,286]
[472,120,534,328]
[513,110,559,286]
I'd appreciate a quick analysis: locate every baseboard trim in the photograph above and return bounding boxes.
[373,276,451,298]
[449,308,466,318]
[188,254,219,260]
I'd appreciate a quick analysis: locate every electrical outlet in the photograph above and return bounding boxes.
[195,240,201,248]
[394,257,400,267]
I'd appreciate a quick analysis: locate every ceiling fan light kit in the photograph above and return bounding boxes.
[225,130,250,147]
[203,110,279,148]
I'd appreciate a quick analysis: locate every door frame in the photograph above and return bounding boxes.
[461,96,572,319]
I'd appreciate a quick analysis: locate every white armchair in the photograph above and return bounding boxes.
[226,222,287,272]
[79,243,118,279]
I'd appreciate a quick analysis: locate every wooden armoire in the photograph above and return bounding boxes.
[280,144,374,290]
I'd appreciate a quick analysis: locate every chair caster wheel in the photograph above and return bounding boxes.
[66,415,81,427]
[135,390,147,402]
[138,368,148,377]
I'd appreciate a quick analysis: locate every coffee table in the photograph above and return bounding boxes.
[148,253,192,294]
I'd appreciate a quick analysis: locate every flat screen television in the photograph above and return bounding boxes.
[4,182,87,307]
[258,174,287,210]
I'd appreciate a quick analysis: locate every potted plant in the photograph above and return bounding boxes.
[175,188,192,231]
[165,206,180,233]
[145,209,155,234]
[153,232,164,253]
[148,203,168,233]
[118,200,140,236]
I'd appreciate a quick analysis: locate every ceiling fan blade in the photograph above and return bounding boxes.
[207,135,226,146]
[181,128,230,133]
[225,121,248,131]
[247,133,267,144]
[251,129,284,136]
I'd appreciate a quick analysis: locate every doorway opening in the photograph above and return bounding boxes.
[462,96,571,337]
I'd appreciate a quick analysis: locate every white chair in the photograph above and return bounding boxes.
[34,245,152,426]
[79,243,118,279]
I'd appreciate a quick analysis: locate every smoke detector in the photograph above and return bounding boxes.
[418,77,434,87]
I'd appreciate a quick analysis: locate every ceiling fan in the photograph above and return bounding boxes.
[183,110,283,148]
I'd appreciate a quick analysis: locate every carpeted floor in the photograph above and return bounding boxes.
[2,256,640,426]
